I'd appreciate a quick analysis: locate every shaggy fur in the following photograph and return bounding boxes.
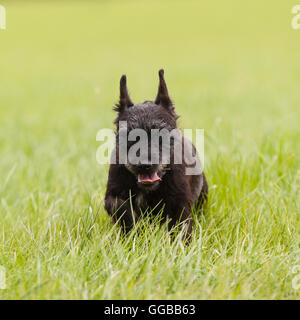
[105,69,208,238]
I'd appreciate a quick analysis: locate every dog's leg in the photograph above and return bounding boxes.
[165,199,194,241]
[105,195,135,233]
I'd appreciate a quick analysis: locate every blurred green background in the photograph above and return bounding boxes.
[1,1,299,156]
[1,0,299,196]
[0,0,299,299]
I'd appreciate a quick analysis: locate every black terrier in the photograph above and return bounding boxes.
[104,69,208,238]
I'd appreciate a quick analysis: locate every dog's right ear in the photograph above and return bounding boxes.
[115,75,134,113]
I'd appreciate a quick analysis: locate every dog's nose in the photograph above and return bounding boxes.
[137,163,152,171]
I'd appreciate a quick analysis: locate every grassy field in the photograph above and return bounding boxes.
[0,0,299,299]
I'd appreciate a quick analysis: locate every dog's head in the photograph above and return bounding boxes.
[114,69,179,190]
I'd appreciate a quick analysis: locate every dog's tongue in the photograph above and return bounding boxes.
[138,172,162,184]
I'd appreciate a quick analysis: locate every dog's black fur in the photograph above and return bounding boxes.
[104,69,208,238]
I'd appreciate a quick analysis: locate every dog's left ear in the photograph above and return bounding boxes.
[116,75,134,112]
[154,69,173,110]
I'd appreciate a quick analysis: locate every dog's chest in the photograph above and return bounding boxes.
[134,190,164,215]
[135,192,148,210]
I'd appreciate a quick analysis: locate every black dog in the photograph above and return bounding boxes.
[104,69,208,238]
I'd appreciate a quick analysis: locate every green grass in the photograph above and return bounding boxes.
[0,0,299,299]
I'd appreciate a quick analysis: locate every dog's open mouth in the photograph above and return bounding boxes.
[138,172,162,184]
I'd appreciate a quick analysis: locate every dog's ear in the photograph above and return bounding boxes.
[154,69,173,109]
[115,75,134,112]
